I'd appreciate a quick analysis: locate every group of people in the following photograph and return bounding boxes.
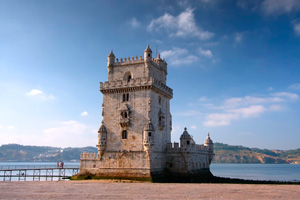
[57,161,64,168]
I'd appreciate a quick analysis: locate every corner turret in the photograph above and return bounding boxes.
[143,120,155,151]
[107,50,115,66]
[144,44,152,62]
[180,127,194,151]
[97,122,107,155]
[204,133,214,164]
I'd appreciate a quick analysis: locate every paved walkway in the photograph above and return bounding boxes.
[0,181,299,199]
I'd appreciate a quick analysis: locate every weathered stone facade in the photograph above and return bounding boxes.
[79,45,214,181]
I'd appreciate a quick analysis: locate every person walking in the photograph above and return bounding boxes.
[61,161,64,168]
[57,162,59,168]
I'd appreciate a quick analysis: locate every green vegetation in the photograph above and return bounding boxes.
[0,143,299,164]
[213,143,300,164]
[0,144,97,162]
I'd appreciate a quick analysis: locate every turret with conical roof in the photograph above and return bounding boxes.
[97,121,107,154]
[107,50,115,66]
[144,44,152,62]
[180,127,194,151]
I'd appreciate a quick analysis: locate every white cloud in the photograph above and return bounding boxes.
[6,126,15,130]
[203,113,239,127]
[261,0,300,16]
[81,111,88,116]
[26,89,55,100]
[161,47,199,66]
[289,83,300,90]
[130,17,140,28]
[269,104,284,111]
[43,120,96,147]
[229,105,266,118]
[147,8,214,40]
[234,32,243,43]
[272,92,299,100]
[223,96,283,109]
[198,48,213,58]
[190,125,197,130]
[0,125,3,129]
[293,21,300,35]
[199,96,209,101]
[27,89,43,96]
[203,91,299,127]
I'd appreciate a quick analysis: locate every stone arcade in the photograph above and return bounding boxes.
[78,45,214,181]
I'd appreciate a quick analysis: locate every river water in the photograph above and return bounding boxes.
[1,162,299,182]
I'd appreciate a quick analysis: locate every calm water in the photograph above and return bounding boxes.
[1,162,300,182]
[211,163,300,182]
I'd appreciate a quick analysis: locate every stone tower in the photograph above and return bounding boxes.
[80,45,173,180]
[79,45,214,182]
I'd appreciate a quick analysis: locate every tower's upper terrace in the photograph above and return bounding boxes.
[105,45,170,88]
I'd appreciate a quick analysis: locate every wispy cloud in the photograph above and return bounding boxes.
[272,92,299,100]
[130,17,140,28]
[0,125,15,130]
[190,125,197,130]
[147,8,214,40]
[292,20,300,36]
[43,120,96,147]
[289,83,300,90]
[80,111,88,116]
[261,0,300,16]
[26,89,55,100]
[161,47,199,66]
[198,48,213,58]
[203,91,299,127]
[234,32,244,43]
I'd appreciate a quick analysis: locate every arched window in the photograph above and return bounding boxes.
[148,132,151,137]
[187,140,190,145]
[124,72,132,82]
[124,112,127,118]
[122,130,127,139]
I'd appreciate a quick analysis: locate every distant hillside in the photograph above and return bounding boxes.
[213,143,300,164]
[0,144,97,162]
[0,143,299,164]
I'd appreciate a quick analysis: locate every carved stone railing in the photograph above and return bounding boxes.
[166,142,209,153]
[100,77,173,97]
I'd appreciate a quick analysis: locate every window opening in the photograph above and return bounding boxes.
[187,140,190,145]
[127,93,129,101]
[127,75,131,82]
[122,130,127,139]
[148,132,151,137]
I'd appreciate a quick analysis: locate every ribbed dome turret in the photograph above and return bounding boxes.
[180,127,192,139]
[144,44,152,53]
[204,133,213,145]
[144,120,155,131]
[108,50,115,57]
[98,123,107,133]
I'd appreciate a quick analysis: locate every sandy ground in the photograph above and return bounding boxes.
[0,180,300,200]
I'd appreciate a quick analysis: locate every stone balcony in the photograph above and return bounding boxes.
[100,77,173,97]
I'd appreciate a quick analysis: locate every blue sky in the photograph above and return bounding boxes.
[0,0,299,149]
